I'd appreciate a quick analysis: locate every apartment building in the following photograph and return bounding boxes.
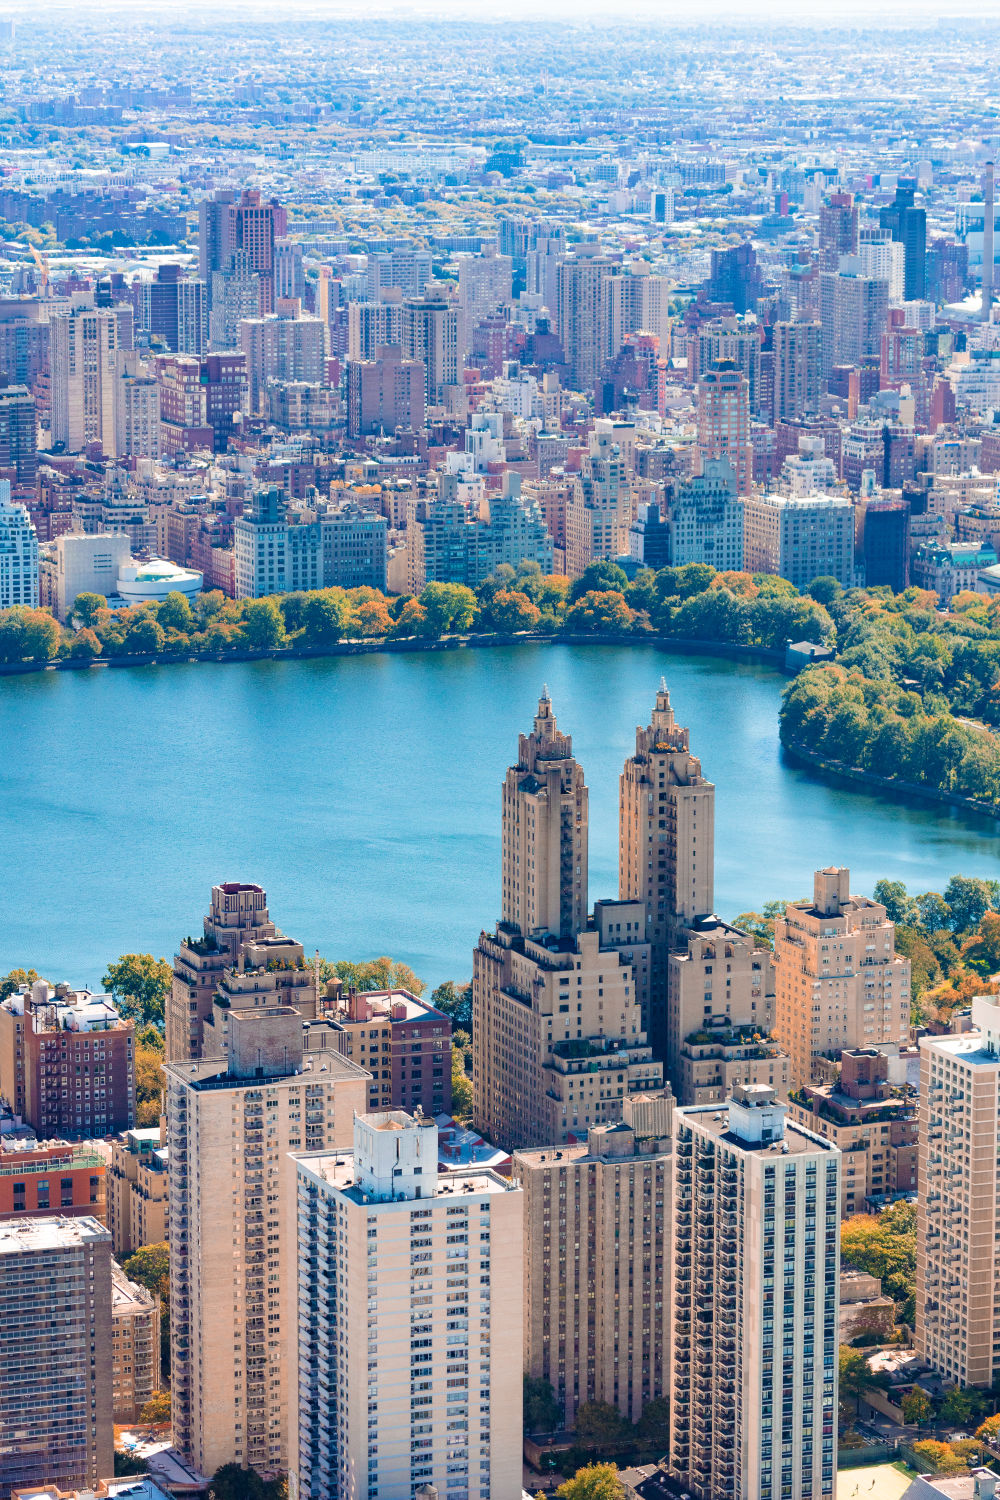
[400,297,460,406]
[111,1260,161,1424]
[514,1092,673,1427]
[473,693,662,1150]
[0,1216,113,1495]
[293,1109,522,1500]
[789,1047,917,1218]
[316,987,452,1116]
[669,1086,840,1500]
[50,300,121,455]
[166,1008,368,1476]
[917,997,1000,1387]
[166,880,306,1062]
[0,1139,105,1222]
[618,681,715,1064]
[0,481,38,608]
[667,916,786,1106]
[107,1124,168,1259]
[773,868,911,1089]
[743,492,855,590]
[0,980,135,1140]
[664,460,744,572]
[696,362,752,496]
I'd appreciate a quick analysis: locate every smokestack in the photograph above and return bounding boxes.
[983,161,995,323]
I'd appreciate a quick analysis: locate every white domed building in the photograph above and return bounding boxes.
[116,558,203,606]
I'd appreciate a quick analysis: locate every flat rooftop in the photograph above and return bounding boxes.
[165,1049,368,1090]
[297,1148,516,1201]
[684,1105,835,1155]
[920,1031,1000,1068]
[0,1214,109,1254]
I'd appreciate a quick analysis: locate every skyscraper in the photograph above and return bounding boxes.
[0,380,38,493]
[50,299,120,455]
[166,881,281,1062]
[705,240,764,314]
[0,1216,114,1495]
[473,694,662,1150]
[200,189,278,316]
[293,1109,523,1500]
[879,181,927,302]
[401,297,460,407]
[818,192,858,272]
[773,320,823,422]
[773,868,911,1089]
[618,682,715,1062]
[166,1007,367,1476]
[917,996,1000,1387]
[0,479,38,607]
[514,1091,674,1427]
[556,257,619,391]
[663,459,744,572]
[669,1085,840,1500]
[696,362,752,496]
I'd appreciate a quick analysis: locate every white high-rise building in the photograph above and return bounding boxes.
[293,1109,523,1500]
[670,1085,840,1500]
[0,478,38,607]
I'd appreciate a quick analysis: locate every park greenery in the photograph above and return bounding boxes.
[841,1203,918,1324]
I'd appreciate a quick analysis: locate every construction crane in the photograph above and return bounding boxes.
[27,243,49,297]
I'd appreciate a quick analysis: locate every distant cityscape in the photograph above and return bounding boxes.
[4,10,1000,1500]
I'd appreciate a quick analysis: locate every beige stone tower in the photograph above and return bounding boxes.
[619,680,715,1061]
[166,882,277,1061]
[501,688,588,941]
[773,868,911,1088]
[166,1008,368,1477]
[474,697,662,1151]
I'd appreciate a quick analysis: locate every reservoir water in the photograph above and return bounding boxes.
[2,642,998,990]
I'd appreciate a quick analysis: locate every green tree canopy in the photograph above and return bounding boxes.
[331,957,425,996]
[123,1242,169,1299]
[568,561,629,604]
[431,980,472,1029]
[524,1374,562,1433]
[556,1463,624,1500]
[72,592,108,628]
[0,966,40,1001]
[102,953,172,1027]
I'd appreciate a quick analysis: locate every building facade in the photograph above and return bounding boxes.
[743,492,855,589]
[773,869,911,1090]
[917,997,1000,1388]
[669,1086,840,1500]
[111,1260,161,1424]
[514,1092,674,1427]
[293,1109,523,1500]
[107,1125,168,1259]
[166,1008,367,1476]
[0,1216,114,1495]
[0,480,38,607]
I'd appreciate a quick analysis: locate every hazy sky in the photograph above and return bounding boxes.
[20,0,1000,19]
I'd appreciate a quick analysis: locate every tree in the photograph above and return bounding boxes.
[873,879,914,926]
[139,1390,171,1425]
[125,616,167,655]
[0,605,61,662]
[157,591,194,632]
[806,576,845,607]
[332,957,425,996]
[102,953,172,1027]
[555,1466,623,1500]
[209,1464,269,1500]
[431,980,473,1029]
[70,627,102,658]
[300,591,352,647]
[915,891,953,933]
[911,1441,967,1476]
[902,1387,935,1427]
[114,1449,148,1476]
[355,598,393,636]
[0,966,39,1001]
[524,1373,562,1433]
[123,1242,169,1300]
[944,875,1000,934]
[568,561,629,604]
[451,1047,473,1120]
[488,588,541,633]
[975,1413,1000,1443]
[73,591,108,628]
[241,598,286,650]
[939,1385,988,1426]
[573,1401,633,1455]
[636,1396,670,1457]
[838,1347,886,1412]
[564,590,635,633]
[419,582,478,636]
[135,1044,165,1127]
[841,1203,917,1321]
[965,912,1000,976]
[391,598,428,637]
